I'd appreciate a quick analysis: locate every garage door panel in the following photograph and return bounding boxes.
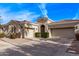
[51,28,75,39]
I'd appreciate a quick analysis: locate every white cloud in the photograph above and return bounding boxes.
[38,3,48,17]
[0,7,11,24]
[38,3,55,22]
[11,10,40,21]
[73,9,79,20]
[0,7,40,24]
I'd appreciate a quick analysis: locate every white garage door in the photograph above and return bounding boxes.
[51,28,75,39]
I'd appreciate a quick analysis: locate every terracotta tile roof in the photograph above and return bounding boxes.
[60,20,79,22]
[11,20,31,24]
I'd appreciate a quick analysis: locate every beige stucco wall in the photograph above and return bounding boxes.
[25,24,38,38]
[51,28,75,39]
[26,29,34,38]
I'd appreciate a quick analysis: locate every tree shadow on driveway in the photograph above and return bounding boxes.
[0,41,69,56]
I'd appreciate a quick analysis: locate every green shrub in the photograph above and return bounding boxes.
[35,32,41,37]
[0,33,5,38]
[35,32,49,38]
[9,33,17,39]
[6,32,21,39]
[41,32,49,38]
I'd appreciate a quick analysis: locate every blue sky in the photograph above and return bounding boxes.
[0,3,79,24]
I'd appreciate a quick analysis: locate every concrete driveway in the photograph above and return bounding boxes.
[0,38,79,56]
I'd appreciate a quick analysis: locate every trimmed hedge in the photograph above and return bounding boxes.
[41,32,49,38]
[35,32,41,38]
[35,32,49,38]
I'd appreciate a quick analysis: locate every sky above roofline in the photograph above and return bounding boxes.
[0,3,79,24]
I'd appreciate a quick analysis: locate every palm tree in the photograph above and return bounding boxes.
[19,23,25,38]
[0,16,3,33]
[0,16,3,24]
[20,22,32,38]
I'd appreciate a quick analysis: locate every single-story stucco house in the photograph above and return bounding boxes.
[1,17,79,39]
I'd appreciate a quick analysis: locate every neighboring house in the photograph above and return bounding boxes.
[4,20,35,38]
[2,17,79,39]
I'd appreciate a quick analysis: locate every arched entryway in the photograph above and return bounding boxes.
[40,25,45,33]
[40,25,45,37]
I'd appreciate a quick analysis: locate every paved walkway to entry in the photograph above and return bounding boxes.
[0,37,79,56]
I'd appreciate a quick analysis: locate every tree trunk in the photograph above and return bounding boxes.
[21,24,25,38]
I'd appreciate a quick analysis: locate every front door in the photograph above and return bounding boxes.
[40,25,45,37]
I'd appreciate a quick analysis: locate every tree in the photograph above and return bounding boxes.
[0,16,3,29]
[0,16,2,25]
[19,23,25,38]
